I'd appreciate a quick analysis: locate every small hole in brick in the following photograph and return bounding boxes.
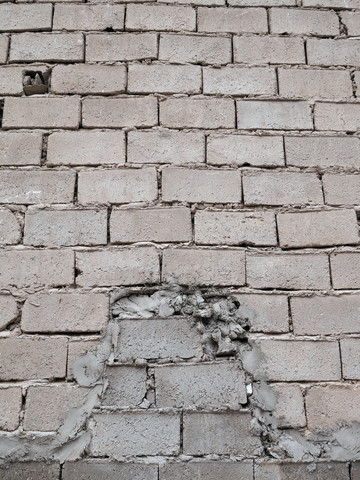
[23,70,49,96]
[104,26,114,32]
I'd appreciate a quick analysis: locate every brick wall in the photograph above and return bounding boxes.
[0,0,360,478]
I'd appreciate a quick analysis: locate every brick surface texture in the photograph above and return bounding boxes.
[0,0,359,476]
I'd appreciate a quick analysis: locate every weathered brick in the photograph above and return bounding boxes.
[183,412,262,455]
[341,11,360,36]
[0,337,67,380]
[231,0,295,3]
[115,318,202,361]
[22,293,108,333]
[76,247,160,286]
[63,461,158,480]
[207,134,284,167]
[78,168,157,204]
[127,130,204,164]
[82,97,157,128]
[53,5,124,31]
[277,209,359,248]
[285,136,360,168]
[237,100,312,130]
[315,102,360,131]
[0,295,18,331]
[307,38,360,67]
[0,4,52,32]
[340,338,360,379]
[0,463,60,480]
[323,173,360,206]
[86,33,157,62]
[0,250,74,288]
[3,97,80,129]
[203,66,276,95]
[159,0,224,4]
[234,35,305,64]
[10,33,84,62]
[162,167,241,203]
[126,4,196,31]
[0,66,27,95]
[270,383,306,428]
[161,97,234,129]
[255,462,349,480]
[243,171,323,206]
[0,387,22,431]
[331,252,360,289]
[159,33,232,65]
[195,210,277,246]
[0,170,75,204]
[111,207,192,243]
[24,209,107,246]
[352,463,360,480]
[162,248,245,286]
[306,385,360,430]
[160,461,254,480]
[243,338,340,381]
[0,132,42,165]
[234,294,289,333]
[47,130,125,166]
[128,64,201,94]
[198,7,267,33]
[247,253,330,289]
[0,34,8,63]
[278,69,352,99]
[155,361,247,408]
[270,8,339,36]
[24,385,88,431]
[291,295,360,335]
[51,65,126,95]
[102,366,147,407]
[90,412,180,456]
[0,209,21,245]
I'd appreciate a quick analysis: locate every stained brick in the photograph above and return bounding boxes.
[24,209,107,246]
[53,4,124,31]
[78,168,158,204]
[127,130,204,164]
[76,247,160,286]
[0,250,74,288]
[159,33,232,65]
[255,462,349,480]
[3,97,80,129]
[10,33,84,62]
[0,463,60,480]
[110,207,192,243]
[247,253,330,289]
[162,167,241,203]
[90,412,180,456]
[195,210,277,246]
[183,412,262,455]
[198,7,268,34]
[243,338,341,381]
[0,337,68,380]
[126,4,196,31]
[0,132,42,165]
[291,295,360,335]
[162,248,246,286]
[86,33,158,62]
[51,65,126,94]
[82,97,158,128]
[47,130,125,166]
[0,170,75,204]
[22,293,108,333]
[207,134,284,167]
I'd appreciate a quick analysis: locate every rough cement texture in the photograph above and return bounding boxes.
[0,0,359,476]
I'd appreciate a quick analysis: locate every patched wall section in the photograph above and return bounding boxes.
[1,0,360,478]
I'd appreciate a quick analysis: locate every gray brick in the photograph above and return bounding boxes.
[63,461,158,480]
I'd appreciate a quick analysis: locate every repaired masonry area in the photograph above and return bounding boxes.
[1,0,360,477]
